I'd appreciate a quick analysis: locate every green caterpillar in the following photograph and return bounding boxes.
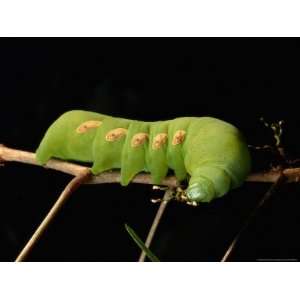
[36,110,251,204]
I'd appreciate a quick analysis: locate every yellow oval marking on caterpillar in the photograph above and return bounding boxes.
[172,130,186,145]
[152,133,168,150]
[131,133,149,148]
[76,120,102,134]
[105,128,128,142]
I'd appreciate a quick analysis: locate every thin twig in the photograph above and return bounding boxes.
[221,172,286,262]
[138,189,173,262]
[0,144,295,261]
[2,145,300,184]
[0,145,178,188]
[15,169,91,262]
[1,145,300,184]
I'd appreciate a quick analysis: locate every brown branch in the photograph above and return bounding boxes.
[0,145,296,261]
[221,173,285,262]
[0,145,178,187]
[2,145,300,184]
[138,189,173,262]
[15,169,92,262]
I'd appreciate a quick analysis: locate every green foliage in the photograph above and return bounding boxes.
[125,224,160,262]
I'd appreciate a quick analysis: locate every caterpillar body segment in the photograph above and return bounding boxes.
[147,121,169,185]
[36,110,104,164]
[166,117,193,181]
[36,110,251,204]
[91,117,130,174]
[120,121,150,186]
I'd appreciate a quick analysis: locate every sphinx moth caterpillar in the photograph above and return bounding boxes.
[36,110,251,204]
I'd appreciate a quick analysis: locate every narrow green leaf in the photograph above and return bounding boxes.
[125,224,160,262]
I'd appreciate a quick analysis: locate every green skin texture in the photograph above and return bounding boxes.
[36,110,251,203]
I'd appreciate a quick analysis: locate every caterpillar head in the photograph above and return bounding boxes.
[186,180,215,204]
[185,165,232,205]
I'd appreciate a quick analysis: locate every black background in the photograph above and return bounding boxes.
[1,38,300,261]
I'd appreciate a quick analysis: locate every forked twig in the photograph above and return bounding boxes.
[138,189,173,262]
[15,169,91,262]
[0,145,297,261]
[221,173,285,262]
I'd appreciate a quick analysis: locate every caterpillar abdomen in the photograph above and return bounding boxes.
[36,110,251,204]
[147,121,169,185]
